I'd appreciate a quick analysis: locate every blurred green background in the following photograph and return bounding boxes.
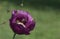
[0,0,59,39]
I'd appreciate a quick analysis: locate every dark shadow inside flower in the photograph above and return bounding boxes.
[16,16,28,24]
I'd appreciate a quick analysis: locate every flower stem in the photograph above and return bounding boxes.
[13,33,16,39]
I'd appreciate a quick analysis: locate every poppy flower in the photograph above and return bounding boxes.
[9,10,35,35]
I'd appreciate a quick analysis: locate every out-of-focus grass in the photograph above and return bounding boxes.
[0,1,59,39]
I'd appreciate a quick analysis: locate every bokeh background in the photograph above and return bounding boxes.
[0,0,59,39]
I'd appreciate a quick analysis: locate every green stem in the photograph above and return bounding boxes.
[13,33,16,39]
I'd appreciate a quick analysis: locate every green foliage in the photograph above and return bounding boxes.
[0,1,59,39]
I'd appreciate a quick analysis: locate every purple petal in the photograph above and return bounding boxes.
[9,10,35,35]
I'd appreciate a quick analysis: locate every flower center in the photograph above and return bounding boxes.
[16,20,26,28]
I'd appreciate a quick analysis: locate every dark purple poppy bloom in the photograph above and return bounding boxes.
[9,10,35,35]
